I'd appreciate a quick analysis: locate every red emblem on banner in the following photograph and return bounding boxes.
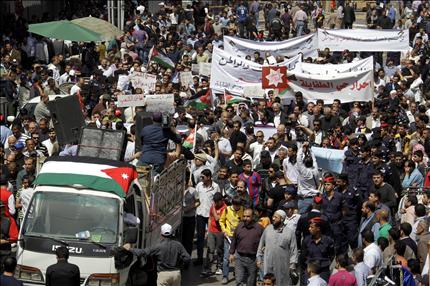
[262,66,288,89]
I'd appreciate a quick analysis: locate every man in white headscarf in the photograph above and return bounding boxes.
[257,209,299,285]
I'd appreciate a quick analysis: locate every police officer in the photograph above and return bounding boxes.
[301,217,335,284]
[355,144,374,200]
[295,196,330,249]
[370,150,402,196]
[336,174,361,250]
[321,174,347,255]
[342,138,361,191]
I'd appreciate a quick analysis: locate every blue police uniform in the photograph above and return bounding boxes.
[322,191,348,254]
[339,187,362,249]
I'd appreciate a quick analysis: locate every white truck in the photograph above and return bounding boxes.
[15,156,186,286]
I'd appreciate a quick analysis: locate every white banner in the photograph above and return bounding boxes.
[297,56,374,75]
[210,47,301,96]
[145,94,175,114]
[317,29,410,52]
[223,33,318,59]
[287,69,374,103]
[117,93,146,108]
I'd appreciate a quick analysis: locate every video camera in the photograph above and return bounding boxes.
[161,113,171,129]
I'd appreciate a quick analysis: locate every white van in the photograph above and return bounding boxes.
[15,156,186,285]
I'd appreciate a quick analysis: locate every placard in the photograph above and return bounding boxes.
[129,72,157,92]
[145,94,175,114]
[180,71,193,87]
[129,72,144,89]
[199,62,211,77]
[117,75,129,91]
[191,64,200,74]
[243,85,265,97]
[117,93,146,108]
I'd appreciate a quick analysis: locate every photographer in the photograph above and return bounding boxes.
[296,141,320,214]
[138,112,181,173]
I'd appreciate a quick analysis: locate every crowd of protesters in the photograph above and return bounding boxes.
[2,0,430,285]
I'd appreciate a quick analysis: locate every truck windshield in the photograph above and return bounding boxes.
[22,192,119,244]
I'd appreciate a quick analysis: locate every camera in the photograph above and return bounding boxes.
[161,114,171,128]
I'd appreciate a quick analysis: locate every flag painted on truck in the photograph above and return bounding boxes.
[34,156,137,198]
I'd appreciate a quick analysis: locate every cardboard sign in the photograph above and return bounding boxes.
[199,62,211,77]
[180,71,193,87]
[117,93,146,108]
[243,85,265,98]
[145,94,175,114]
[117,75,129,91]
[191,64,200,74]
[130,72,157,92]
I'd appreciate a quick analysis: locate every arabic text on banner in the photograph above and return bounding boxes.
[117,93,146,108]
[223,33,318,59]
[317,28,410,52]
[210,46,301,96]
[145,93,175,114]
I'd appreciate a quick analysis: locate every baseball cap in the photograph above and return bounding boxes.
[284,185,297,196]
[161,223,172,236]
[14,141,25,150]
[282,201,297,209]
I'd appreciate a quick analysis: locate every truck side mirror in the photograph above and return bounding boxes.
[124,227,138,244]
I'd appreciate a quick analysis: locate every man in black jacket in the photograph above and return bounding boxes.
[45,246,80,286]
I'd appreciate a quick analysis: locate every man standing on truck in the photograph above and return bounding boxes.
[124,223,191,286]
[139,112,181,173]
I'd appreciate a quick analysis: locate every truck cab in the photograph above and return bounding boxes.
[15,156,186,285]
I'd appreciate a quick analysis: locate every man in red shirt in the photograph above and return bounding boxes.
[328,254,358,286]
[202,192,226,276]
[0,176,15,218]
[1,202,19,272]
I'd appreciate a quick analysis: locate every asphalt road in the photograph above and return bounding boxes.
[181,250,236,286]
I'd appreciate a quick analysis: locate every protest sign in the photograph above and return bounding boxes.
[286,68,374,103]
[199,62,211,77]
[145,94,175,114]
[243,85,265,97]
[210,47,300,96]
[128,72,157,92]
[191,64,200,74]
[180,71,193,87]
[223,33,318,58]
[117,75,129,91]
[317,28,410,52]
[117,93,146,108]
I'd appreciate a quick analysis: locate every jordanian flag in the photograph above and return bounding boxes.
[34,156,138,198]
[149,47,175,69]
[188,88,211,110]
[278,86,292,97]
[224,89,248,105]
[182,129,195,149]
